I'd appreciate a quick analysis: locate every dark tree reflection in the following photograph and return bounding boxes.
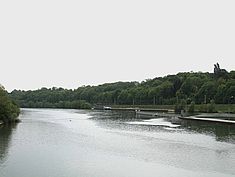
[181,120,235,143]
[91,111,235,144]
[0,124,18,165]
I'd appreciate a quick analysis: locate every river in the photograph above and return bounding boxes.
[0,108,235,177]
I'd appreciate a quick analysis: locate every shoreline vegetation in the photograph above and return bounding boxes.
[9,64,234,114]
[110,104,235,114]
[0,85,20,124]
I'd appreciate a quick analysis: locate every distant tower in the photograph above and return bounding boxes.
[214,62,228,79]
[214,63,220,74]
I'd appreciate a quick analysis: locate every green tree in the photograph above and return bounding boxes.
[0,87,20,123]
[195,82,217,104]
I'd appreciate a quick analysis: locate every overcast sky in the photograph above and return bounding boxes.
[0,0,235,92]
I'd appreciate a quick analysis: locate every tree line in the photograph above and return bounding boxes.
[10,64,235,110]
[0,85,20,123]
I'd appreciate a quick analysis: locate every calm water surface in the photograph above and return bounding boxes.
[0,108,235,177]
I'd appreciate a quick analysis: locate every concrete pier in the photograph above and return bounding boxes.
[179,116,235,124]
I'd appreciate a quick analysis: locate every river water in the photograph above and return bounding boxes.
[0,108,235,177]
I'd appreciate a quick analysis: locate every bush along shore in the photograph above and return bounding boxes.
[0,85,20,124]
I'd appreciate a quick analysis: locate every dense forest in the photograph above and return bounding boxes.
[10,64,235,111]
[0,85,20,123]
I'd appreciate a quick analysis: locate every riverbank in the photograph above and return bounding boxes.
[109,104,235,124]
[179,116,235,124]
[110,104,235,113]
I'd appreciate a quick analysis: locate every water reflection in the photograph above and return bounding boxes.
[89,110,159,132]
[181,120,235,143]
[0,124,18,165]
[90,110,235,144]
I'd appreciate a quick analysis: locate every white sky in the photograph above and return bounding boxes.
[0,0,235,92]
